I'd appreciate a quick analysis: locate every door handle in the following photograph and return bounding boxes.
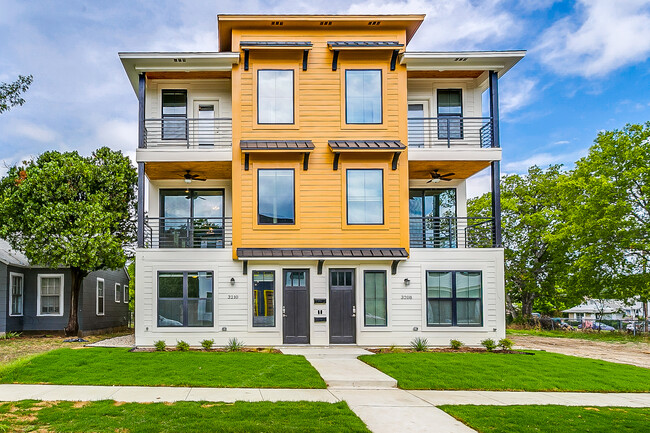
[282,305,287,318]
[352,306,356,318]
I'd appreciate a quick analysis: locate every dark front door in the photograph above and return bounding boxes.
[329,269,356,344]
[283,269,310,344]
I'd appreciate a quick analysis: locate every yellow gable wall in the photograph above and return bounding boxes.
[231,27,409,256]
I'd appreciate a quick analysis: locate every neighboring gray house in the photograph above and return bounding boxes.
[563,298,650,321]
[0,240,130,335]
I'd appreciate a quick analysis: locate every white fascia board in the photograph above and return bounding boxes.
[408,147,502,162]
[136,148,232,163]
[400,51,526,78]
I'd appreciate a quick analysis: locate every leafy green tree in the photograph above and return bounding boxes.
[127,261,135,313]
[0,75,33,114]
[0,148,137,335]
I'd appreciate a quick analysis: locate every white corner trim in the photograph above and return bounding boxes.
[96,278,105,316]
[36,274,65,317]
[8,272,24,317]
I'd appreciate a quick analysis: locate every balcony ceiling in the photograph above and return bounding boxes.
[409,160,491,180]
[145,161,232,180]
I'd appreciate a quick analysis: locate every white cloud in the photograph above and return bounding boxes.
[500,77,538,116]
[503,148,588,172]
[11,120,58,143]
[535,0,650,77]
[466,168,492,198]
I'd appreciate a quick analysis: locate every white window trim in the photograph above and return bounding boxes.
[96,278,105,316]
[37,274,64,317]
[115,283,121,303]
[9,272,24,317]
[123,283,129,303]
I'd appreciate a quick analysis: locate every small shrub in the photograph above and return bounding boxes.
[410,337,429,352]
[0,331,21,340]
[450,339,463,350]
[498,338,514,350]
[388,345,404,353]
[481,338,497,352]
[176,340,190,352]
[225,337,244,352]
[153,340,166,351]
[200,339,214,350]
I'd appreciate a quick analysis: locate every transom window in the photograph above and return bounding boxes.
[364,271,387,326]
[258,169,295,224]
[162,90,187,140]
[347,169,383,225]
[345,70,382,124]
[158,271,214,327]
[258,70,294,124]
[426,271,482,326]
[9,273,23,316]
[253,271,275,327]
[38,275,63,316]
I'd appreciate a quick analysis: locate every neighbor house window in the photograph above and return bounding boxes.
[97,278,105,316]
[158,271,214,327]
[426,271,482,326]
[124,284,129,303]
[115,283,121,303]
[257,70,294,124]
[258,169,295,224]
[9,272,24,316]
[364,271,387,326]
[38,274,63,316]
[162,89,187,139]
[437,89,463,139]
[345,70,382,124]
[347,169,383,224]
[253,271,275,327]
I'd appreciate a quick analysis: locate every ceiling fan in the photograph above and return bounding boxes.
[180,170,207,184]
[427,169,455,183]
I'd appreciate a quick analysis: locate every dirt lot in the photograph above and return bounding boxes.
[511,335,650,368]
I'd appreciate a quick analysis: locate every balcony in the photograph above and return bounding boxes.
[144,217,232,248]
[407,117,494,148]
[409,216,496,248]
[143,118,232,148]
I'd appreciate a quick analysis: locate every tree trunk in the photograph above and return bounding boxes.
[521,292,535,318]
[64,267,88,336]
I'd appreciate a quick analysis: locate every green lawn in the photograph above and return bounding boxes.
[0,348,326,388]
[507,328,650,343]
[358,351,650,391]
[0,400,370,433]
[441,405,650,433]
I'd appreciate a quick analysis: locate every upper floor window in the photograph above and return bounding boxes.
[258,169,295,224]
[347,169,383,225]
[258,70,294,124]
[409,189,457,248]
[345,70,382,124]
[427,271,482,326]
[162,90,187,139]
[437,89,462,139]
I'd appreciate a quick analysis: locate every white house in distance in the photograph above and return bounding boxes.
[563,299,649,321]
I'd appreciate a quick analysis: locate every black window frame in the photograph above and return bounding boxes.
[257,168,296,225]
[409,188,458,248]
[252,270,276,328]
[426,270,483,327]
[363,270,387,327]
[437,89,463,140]
[257,69,295,125]
[157,270,214,328]
[345,69,383,125]
[161,89,188,140]
[346,168,384,225]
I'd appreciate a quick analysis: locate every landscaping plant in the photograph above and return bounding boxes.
[225,337,244,352]
[0,332,21,340]
[450,339,463,350]
[498,338,514,350]
[410,337,429,352]
[153,340,166,352]
[200,339,214,350]
[176,341,190,352]
[481,338,497,352]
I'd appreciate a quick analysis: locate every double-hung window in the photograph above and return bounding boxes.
[426,271,482,326]
[364,271,387,326]
[437,89,463,140]
[257,70,294,124]
[9,273,23,316]
[345,70,382,124]
[115,283,121,303]
[252,271,275,327]
[347,169,383,225]
[258,169,295,224]
[97,278,105,316]
[38,275,63,316]
[124,284,129,303]
[158,271,214,327]
[162,90,187,140]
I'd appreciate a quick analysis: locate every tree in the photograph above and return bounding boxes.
[0,75,33,114]
[469,165,571,318]
[0,148,137,335]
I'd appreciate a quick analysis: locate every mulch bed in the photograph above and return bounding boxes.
[129,347,282,354]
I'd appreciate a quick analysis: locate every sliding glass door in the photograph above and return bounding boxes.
[159,189,224,248]
[409,189,456,248]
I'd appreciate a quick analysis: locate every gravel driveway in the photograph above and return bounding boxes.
[86,334,135,348]
[511,335,650,369]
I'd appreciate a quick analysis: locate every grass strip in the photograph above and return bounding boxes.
[507,328,650,343]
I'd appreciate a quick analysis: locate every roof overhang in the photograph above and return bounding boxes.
[119,52,240,94]
[400,50,526,79]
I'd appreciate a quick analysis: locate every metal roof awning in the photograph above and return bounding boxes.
[241,140,315,171]
[328,41,404,71]
[240,41,313,71]
[328,140,406,170]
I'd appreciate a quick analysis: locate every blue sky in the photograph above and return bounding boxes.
[1,0,649,196]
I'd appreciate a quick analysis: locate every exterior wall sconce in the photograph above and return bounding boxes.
[403,278,410,286]
[230,277,235,286]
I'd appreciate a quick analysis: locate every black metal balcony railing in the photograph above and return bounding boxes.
[407,117,494,148]
[144,217,232,248]
[143,118,233,148]
[409,216,496,248]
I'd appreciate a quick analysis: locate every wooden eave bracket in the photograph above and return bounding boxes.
[390,50,399,71]
[242,260,248,275]
[332,152,341,170]
[243,49,250,71]
[332,50,340,71]
[244,152,250,170]
[317,260,324,275]
[303,50,309,71]
[391,260,400,275]
[392,151,401,170]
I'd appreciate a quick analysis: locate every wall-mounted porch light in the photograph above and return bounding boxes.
[403,278,410,286]
[230,277,235,286]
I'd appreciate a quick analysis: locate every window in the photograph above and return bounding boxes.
[253,271,275,327]
[258,169,295,224]
[115,283,121,303]
[408,103,426,147]
[38,275,63,316]
[97,278,105,316]
[9,273,23,316]
[364,271,387,326]
[158,271,214,327]
[409,189,457,248]
[437,89,463,139]
[257,70,294,124]
[162,90,187,139]
[347,169,383,225]
[426,271,482,326]
[124,284,129,303]
[345,70,382,124]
